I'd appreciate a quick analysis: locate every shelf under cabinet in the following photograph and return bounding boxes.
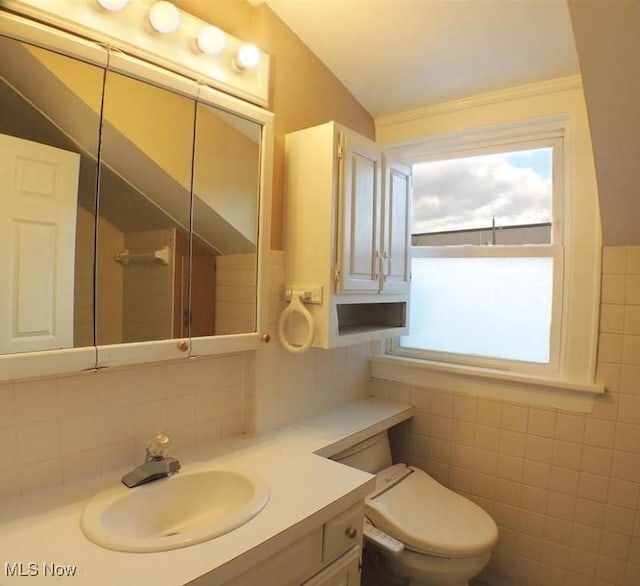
[334,301,408,343]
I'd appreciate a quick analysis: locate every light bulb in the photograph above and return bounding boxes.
[96,0,130,11]
[235,44,260,70]
[148,1,181,34]
[195,26,226,56]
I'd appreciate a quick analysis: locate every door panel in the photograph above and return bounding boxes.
[338,132,382,293]
[382,160,412,294]
[0,133,80,353]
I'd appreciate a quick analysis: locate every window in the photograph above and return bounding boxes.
[391,120,572,377]
[375,84,602,404]
[399,141,561,371]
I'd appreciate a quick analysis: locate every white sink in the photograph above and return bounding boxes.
[80,468,270,552]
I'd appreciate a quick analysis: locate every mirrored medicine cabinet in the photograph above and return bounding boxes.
[0,11,273,382]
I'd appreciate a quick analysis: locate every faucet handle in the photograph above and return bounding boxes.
[146,432,172,460]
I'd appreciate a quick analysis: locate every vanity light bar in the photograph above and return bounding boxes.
[147,1,181,34]
[195,25,226,56]
[2,0,271,106]
[96,0,131,10]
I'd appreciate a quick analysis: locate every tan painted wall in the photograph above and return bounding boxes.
[175,1,375,250]
[76,209,128,347]
[95,216,125,345]
[102,71,195,192]
[194,107,260,243]
[569,0,640,247]
[122,229,175,343]
[73,206,95,348]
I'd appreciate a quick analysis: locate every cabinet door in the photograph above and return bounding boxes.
[215,527,323,586]
[381,159,412,295]
[337,132,382,294]
[304,546,361,586]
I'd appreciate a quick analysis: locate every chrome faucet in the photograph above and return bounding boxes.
[121,432,181,488]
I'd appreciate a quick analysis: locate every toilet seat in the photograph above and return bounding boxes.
[365,465,498,559]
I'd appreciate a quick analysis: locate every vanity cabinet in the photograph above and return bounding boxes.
[284,121,411,348]
[303,546,360,586]
[216,503,363,586]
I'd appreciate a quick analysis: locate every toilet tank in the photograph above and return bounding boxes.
[331,432,393,473]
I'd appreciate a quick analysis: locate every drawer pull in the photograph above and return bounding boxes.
[345,526,358,539]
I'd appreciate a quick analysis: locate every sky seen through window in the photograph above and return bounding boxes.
[412,147,552,235]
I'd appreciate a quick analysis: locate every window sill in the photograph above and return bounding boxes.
[369,354,605,412]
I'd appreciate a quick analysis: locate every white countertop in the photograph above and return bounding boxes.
[0,397,414,586]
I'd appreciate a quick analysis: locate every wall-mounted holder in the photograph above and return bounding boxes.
[115,246,170,266]
[277,287,322,354]
[283,287,323,305]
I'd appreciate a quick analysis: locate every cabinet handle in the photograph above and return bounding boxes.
[177,340,189,352]
[374,250,382,279]
[382,252,392,280]
[345,526,358,539]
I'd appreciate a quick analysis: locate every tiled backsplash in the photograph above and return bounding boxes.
[0,251,371,498]
[0,353,248,499]
[372,245,640,586]
[215,253,258,336]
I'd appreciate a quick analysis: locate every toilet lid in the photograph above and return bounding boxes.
[365,466,498,558]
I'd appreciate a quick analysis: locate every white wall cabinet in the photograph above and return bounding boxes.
[284,121,411,349]
[337,133,411,296]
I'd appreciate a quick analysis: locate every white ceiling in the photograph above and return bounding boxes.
[265,0,580,118]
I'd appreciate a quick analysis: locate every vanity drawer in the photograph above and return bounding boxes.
[322,504,363,564]
[221,526,323,586]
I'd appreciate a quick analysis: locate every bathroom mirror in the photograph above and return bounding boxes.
[96,69,196,346]
[0,34,103,354]
[192,102,262,336]
[0,11,273,379]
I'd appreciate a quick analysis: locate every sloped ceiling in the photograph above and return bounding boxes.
[568,0,640,246]
[265,0,579,117]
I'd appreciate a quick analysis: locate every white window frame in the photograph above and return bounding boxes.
[387,117,585,380]
[380,114,604,392]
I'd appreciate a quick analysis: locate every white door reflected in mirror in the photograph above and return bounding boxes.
[0,133,79,353]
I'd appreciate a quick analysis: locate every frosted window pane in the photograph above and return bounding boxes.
[402,257,553,363]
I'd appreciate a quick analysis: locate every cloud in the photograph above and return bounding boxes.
[412,151,552,234]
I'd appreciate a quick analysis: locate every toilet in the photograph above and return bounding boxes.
[332,432,498,586]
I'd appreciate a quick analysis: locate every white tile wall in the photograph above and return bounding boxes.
[0,353,246,498]
[215,253,258,335]
[249,251,372,435]
[375,245,640,586]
